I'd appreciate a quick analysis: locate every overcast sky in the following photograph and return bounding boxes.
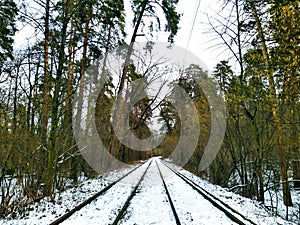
[174,0,223,71]
[124,0,226,72]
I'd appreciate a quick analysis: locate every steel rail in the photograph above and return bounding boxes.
[155,160,181,225]
[161,160,257,225]
[49,160,149,225]
[111,159,153,225]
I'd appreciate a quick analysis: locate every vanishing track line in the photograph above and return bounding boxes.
[50,158,258,225]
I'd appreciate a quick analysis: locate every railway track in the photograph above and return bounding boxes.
[111,160,152,225]
[155,160,181,225]
[160,159,257,225]
[50,159,151,225]
[50,157,258,225]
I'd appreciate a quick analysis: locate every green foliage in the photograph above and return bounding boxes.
[131,0,181,43]
[159,100,177,134]
[213,60,233,94]
[0,0,18,63]
[159,64,212,170]
[161,0,181,43]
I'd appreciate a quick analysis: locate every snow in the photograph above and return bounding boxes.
[155,161,235,225]
[0,157,298,225]
[169,162,298,225]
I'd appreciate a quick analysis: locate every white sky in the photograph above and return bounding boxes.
[173,0,224,71]
[124,0,226,72]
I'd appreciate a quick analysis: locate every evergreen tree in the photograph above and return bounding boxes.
[0,0,18,63]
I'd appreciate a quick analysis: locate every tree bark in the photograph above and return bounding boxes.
[41,0,52,196]
[73,4,92,179]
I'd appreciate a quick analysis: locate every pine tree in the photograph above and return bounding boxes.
[0,0,18,63]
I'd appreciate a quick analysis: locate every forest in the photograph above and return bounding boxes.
[0,0,299,220]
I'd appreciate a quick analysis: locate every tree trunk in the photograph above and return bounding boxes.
[291,76,300,189]
[42,0,52,196]
[67,11,77,181]
[73,4,91,179]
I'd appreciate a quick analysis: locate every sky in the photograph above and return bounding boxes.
[173,0,224,71]
[123,0,225,72]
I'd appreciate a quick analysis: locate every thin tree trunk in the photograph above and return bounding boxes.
[234,0,244,79]
[117,0,148,96]
[289,69,300,188]
[67,11,77,181]
[73,4,91,179]
[41,0,52,196]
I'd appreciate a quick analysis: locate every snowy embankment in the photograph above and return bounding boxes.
[0,157,298,225]
[173,164,299,225]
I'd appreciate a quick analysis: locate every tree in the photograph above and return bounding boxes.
[268,0,300,190]
[158,64,211,174]
[0,0,182,215]
[247,0,295,207]
[109,0,181,160]
[0,0,18,64]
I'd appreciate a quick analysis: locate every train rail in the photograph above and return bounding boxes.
[155,160,181,225]
[111,160,152,225]
[50,159,151,225]
[160,159,257,225]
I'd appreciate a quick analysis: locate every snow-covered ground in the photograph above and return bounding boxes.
[0,157,298,225]
[166,161,299,225]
